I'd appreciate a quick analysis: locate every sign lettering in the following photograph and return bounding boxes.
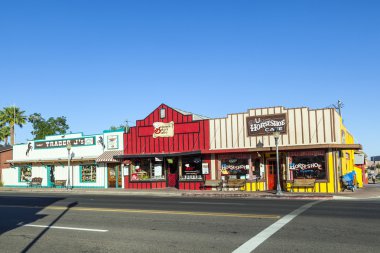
[246,114,287,136]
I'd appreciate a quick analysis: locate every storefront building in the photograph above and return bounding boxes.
[207,106,362,193]
[0,146,12,183]
[115,104,211,190]
[3,129,124,188]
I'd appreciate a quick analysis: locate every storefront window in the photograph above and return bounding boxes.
[221,158,249,179]
[130,158,165,181]
[81,165,97,182]
[19,166,32,182]
[181,157,202,180]
[289,155,326,179]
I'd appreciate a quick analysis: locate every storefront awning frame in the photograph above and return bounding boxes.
[114,150,202,160]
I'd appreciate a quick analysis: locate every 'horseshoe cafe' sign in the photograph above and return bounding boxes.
[246,114,287,136]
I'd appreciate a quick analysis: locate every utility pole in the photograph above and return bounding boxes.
[333,100,344,121]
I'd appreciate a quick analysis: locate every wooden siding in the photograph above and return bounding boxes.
[209,107,341,150]
[124,104,210,154]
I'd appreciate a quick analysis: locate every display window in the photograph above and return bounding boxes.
[221,158,249,179]
[80,165,97,182]
[289,155,326,179]
[180,156,202,180]
[130,158,165,181]
[19,166,32,182]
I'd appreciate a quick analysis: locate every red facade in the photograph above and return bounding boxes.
[124,104,210,154]
[122,104,210,189]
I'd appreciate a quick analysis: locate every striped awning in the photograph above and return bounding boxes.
[96,150,123,163]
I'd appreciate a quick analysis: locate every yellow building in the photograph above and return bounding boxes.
[206,106,361,193]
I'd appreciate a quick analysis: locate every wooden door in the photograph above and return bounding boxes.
[167,159,178,188]
[267,160,276,190]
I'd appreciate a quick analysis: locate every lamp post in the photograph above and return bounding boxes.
[67,142,72,190]
[273,129,283,195]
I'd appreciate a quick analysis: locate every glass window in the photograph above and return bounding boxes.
[81,165,97,182]
[181,157,202,179]
[289,155,326,179]
[221,158,249,179]
[20,166,32,182]
[130,159,165,181]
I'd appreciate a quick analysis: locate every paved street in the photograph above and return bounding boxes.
[0,189,379,253]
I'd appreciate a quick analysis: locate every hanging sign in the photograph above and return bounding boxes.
[153,121,174,138]
[246,114,287,136]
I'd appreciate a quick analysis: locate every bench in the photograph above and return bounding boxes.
[29,177,43,187]
[292,178,316,192]
[225,179,246,191]
[201,180,222,191]
[54,180,67,188]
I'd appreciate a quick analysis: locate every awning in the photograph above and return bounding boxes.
[96,150,123,163]
[114,150,201,159]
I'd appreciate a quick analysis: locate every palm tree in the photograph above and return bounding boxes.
[0,106,27,145]
[0,125,10,145]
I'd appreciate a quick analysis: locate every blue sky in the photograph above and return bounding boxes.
[0,0,379,157]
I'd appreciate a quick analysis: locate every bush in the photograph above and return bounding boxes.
[0,181,3,187]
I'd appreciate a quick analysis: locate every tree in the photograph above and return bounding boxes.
[0,106,27,145]
[0,125,10,145]
[28,113,70,140]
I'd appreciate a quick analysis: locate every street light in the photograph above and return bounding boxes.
[273,129,283,195]
[67,142,72,190]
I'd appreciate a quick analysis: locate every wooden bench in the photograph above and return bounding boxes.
[225,179,246,191]
[292,178,316,192]
[29,177,43,187]
[54,180,67,188]
[201,180,222,191]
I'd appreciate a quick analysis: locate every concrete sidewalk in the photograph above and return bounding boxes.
[1,184,379,200]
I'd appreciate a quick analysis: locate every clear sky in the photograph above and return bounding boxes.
[0,0,379,157]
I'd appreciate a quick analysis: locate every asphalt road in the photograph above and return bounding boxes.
[0,192,379,253]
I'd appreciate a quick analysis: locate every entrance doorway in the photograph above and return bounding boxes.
[108,164,122,188]
[266,159,285,191]
[47,165,55,187]
[167,158,178,188]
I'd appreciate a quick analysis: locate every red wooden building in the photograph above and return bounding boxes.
[116,104,211,190]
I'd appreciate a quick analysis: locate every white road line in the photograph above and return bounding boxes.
[23,224,108,232]
[178,201,246,205]
[233,200,324,253]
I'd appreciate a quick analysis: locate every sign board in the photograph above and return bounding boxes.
[202,163,209,175]
[34,137,95,149]
[246,114,287,136]
[107,135,118,149]
[153,121,174,138]
[354,154,365,165]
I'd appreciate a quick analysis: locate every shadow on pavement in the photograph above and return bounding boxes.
[0,195,65,236]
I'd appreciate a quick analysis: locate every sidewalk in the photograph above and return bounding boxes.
[1,184,380,200]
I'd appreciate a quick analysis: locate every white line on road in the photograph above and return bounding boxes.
[178,201,246,205]
[233,200,325,253]
[23,224,108,232]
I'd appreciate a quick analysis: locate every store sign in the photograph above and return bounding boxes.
[153,121,174,138]
[107,135,118,149]
[34,137,95,149]
[246,114,287,136]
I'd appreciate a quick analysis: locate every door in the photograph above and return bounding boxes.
[267,161,276,190]
[108,165,116,188]
[167,158,178,188]
[47,165,55,187]
[108,164,122,188]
